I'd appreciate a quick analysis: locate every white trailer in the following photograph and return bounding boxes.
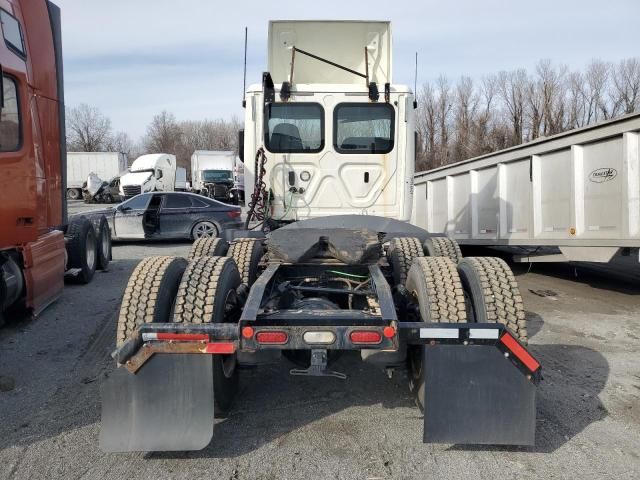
[413,113,640,262]
[66,152,127,200]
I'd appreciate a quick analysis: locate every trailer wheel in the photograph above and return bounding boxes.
[423,236,462,263]
[457,257,527,342]
[388,237,424,286]
[92,215,112,270]
[173,256,242,414]
[65,216,98,284]
[67,188,80,200]
[228,239,263,286]
[405,257,467,411]
[189,237,229,260]
[116,256,187,346]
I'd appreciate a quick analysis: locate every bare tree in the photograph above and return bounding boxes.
[66,103,112,151]
[107,131,135,158]
[497,69,527,145]
[143,111,182,154]
[611,58,640,115]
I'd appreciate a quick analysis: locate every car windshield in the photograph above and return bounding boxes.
[265,103,323,153]
[202,170,232,182]
[334,103,394,153]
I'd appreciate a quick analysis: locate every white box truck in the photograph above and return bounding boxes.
[191,150,238,203]
[66,152,127,200]
[119,154,179,198]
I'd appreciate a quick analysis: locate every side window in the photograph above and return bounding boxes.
[121,194,150,210]
[0,76,20,152]
[190,196,210,208]
[164,194,192,209]
[0,9,25,57]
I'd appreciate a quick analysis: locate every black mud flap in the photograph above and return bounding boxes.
[423,345,536,446]
[100,354,214,452]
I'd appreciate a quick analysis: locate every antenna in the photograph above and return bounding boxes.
[413,52,418,109]
[242,27,248,108]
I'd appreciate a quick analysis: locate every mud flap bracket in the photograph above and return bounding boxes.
[423,344,536,446]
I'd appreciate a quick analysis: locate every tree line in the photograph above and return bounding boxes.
[66,105,241,171]
[416,57,640,171]
[67,56,640,173]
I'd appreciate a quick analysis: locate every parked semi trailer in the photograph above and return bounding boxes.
[67,152,127,200]
[0,1,111,324]
[100,20,540,452]
[413,113,640,263]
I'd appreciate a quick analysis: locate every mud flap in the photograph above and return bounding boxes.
[100,354,214,452]
[423,344,536,446]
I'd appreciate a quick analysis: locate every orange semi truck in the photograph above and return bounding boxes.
[0,0,111,323]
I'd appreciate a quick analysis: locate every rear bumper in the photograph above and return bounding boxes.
[113,322,541,386]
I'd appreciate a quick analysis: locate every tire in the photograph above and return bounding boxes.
[424,236,462,264]
[91,216,112,270]
[65,216,98,284]
[67,188,80,200]
[228,239,263,286]
[457,257,527,343]
[189,237,229,260]
[387,237,424,287]
[116,256,187,346]
[191,221,218,239]
[405,257,467,411]
[173,256,242,414]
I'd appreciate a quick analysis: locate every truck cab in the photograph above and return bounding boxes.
[119,153,177,198]
[242,21,415,223]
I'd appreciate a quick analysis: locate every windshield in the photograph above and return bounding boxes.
[265,103,324,153]
[203,170,233,182]
[334,103,394,154]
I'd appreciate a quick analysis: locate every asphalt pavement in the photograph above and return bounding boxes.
[0,202,639,479]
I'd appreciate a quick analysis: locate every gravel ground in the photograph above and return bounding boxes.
[0,216,639,479]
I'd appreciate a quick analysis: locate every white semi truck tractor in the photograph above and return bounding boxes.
[101,21,540,453]
[119,154,181,198]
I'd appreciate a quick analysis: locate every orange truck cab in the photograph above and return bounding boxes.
[0,1,110,322]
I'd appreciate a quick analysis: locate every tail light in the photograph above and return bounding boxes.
[350,330,382,344]
[226,210,241,219]
[256,331,288,345]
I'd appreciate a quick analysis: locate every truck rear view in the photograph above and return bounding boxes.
[100,20,541,452]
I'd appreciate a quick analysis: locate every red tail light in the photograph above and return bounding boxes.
[256,331,288,345]
[350,330,382,344]
[500,332,540,372]
[226,210,241,219]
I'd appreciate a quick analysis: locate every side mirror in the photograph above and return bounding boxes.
[155,170,163,179]
[118,205,129,212]
[238,129,244,162]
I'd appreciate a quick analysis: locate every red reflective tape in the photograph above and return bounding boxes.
[204,342,236,354]
[155,333,210,341]
[500,333,540,372]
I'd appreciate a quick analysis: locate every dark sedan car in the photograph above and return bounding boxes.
[82,192,243,241]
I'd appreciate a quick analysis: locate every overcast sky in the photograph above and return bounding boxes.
[56,0,640,139]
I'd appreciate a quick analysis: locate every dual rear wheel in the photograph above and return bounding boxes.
[388,236,527,411]
[116,237,263,415]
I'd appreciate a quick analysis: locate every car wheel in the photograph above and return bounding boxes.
[192,221,218,239]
